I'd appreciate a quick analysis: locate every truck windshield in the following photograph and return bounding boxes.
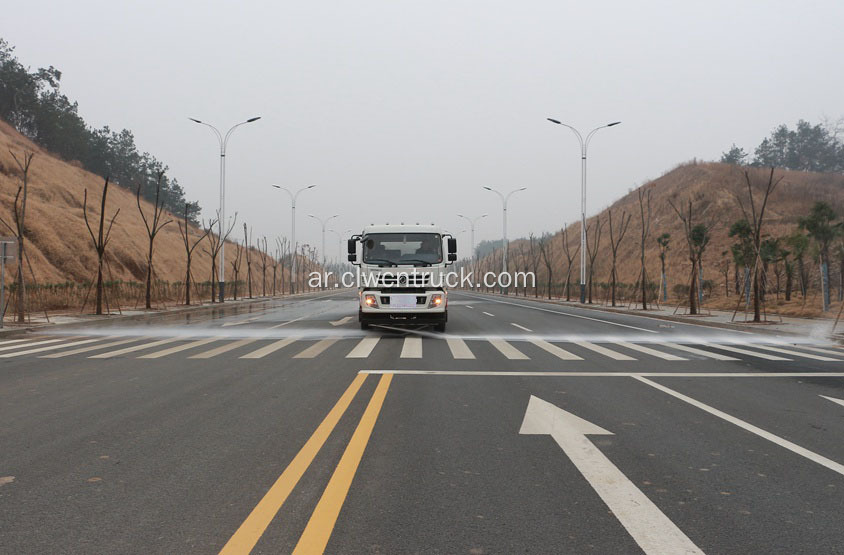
[363,233,442,266]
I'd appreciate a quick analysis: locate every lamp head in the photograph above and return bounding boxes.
[547,118,561,125]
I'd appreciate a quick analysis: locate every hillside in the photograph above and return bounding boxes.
[0,119,281,308]
[475,161,844,313]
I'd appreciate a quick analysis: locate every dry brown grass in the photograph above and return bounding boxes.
[480,160,844,318]
[0,119,288,310]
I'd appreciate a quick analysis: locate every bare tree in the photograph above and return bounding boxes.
[178,204,214,306]
[244,224,254,299]
[82,177,120,315]
[203,211,238,303]
[637,188,652,309]
[537,233,555,300]
[585,218,604,304]
[0,151,34,322]
[531,235,543,297]
[230,237,244,300]
[276,236,289,296]
[669,194,714,315]
[137,172,173,309]
[656,233,671,302]
[734,167,783,322]
[718,251,731,298]
[560,223,580,302]
[260,236,269,297]
[607,209,631,307]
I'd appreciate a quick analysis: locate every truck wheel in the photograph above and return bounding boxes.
[434,322,446,333]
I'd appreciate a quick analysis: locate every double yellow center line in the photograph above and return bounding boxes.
[220,372,393,554]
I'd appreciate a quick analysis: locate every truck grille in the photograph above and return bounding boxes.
[380,296,427,305]
[376,273,431,287]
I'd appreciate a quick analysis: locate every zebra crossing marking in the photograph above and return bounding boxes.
[346,337,380,359]
[529,339,582,361]
[400,337,423,359]
[617,342,686,361]
[748,344,841,362]
[573,341,636,361]
[657,342,739,361]
[489,339,529,360]
[0,337,71,353]
[0,337,111,358]
[241,337,299,359]
[42,337,142,358]
[190,339,258,359]
[446,338,475,359]
[91,338,183,359]
[294,339,339,359]
[140,338,219,359]
[705,343,790,361]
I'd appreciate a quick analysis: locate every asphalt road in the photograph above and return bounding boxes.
[1,290,844,554]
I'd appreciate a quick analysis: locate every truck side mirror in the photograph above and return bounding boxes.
[447,238,457,262]
[347,239,357,262]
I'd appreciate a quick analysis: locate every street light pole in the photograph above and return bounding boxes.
[272,185,316,294]
[457,213,487,263]
[189,116,260,302]
[547,118,621,303]
[457,213,487,291]
[482,187,526,294]
[309,213,339,290]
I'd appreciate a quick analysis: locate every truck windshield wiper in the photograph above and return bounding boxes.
[364,258,397,267]
[397,259,433,267]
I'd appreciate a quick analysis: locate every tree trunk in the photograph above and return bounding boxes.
[821,260,830,311]
[611,264,617,307]
[211,258,217,303]
[185,256,192,306]
[95,259,104,315]
[16,237,25,323]
[641,265,648,310]
[785,267,792,301]
[752,265,761,322]
[688,260,698,315]
[145,244,153,309]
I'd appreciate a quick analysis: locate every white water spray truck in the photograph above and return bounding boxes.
[347,224,457,332]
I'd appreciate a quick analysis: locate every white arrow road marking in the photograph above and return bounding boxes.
[635,377,844,477]
[222,316,261,327]
[330,316,354,326]
[520,395,703,554]
[820,395,844,408]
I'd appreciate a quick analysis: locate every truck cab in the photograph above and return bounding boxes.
[348,224,457,332]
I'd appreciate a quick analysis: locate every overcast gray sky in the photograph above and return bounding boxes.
[5,0,844,260]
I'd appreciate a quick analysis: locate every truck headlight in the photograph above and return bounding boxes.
[364,294,378,308]
[429,294,443,308]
